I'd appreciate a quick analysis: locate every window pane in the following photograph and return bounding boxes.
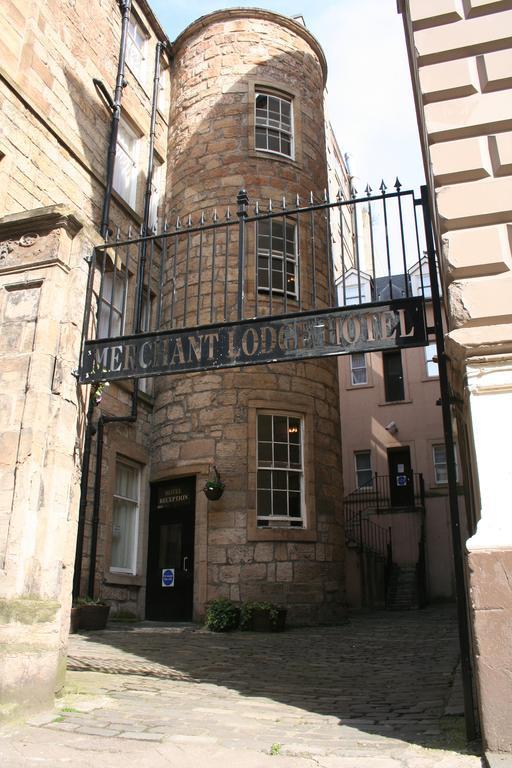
[273,416,287,443]
[258,442,272,463]
[383,350,405,401]
[289,492,301,517]
[257,469,271,489]
[258,490,271,515]
[273,470,287,490]
[273,491,287,516]
[111,498,136,570]
[258,414,272,441]
[274,443,288,464]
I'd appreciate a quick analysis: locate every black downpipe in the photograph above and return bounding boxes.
[134,42,163,334]
[100,0,132,239]
[420,185,478,740]
[72,392,97,599]
[87,383,138,599]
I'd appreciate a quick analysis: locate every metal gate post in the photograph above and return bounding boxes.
[420,185,478,740]
[236,189,249,320]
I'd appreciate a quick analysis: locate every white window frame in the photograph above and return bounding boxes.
[113,118,140,209]
[148,159,162,231]
[350,352,367,385]
[256,412,304,528]
[98,269,126,338]
[255,91,294,159]
[110,458,141,574]
[424,342,439,378]
[342,282,369,306]
[126,14,148,84]
[355,451,373,489]
[433,444,448,485]
[257,218,298,298]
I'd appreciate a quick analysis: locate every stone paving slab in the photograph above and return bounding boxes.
[0,606,483,767]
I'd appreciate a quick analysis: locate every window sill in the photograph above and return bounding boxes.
[105,572,145,587]
[378,399,412,406]
[111,189,143,225]
[345,383,374,391]
[248,522,316,542]
[249,148,301,169]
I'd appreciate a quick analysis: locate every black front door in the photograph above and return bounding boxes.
[145,477,196,621]
[387,447,414,507]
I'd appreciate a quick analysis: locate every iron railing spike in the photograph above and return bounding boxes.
[323,188,328,202]
[164,219,169,232]
[309,191,314,204]
[213,209,218,222]
[282,195,286,210]
[268,198,273,211]
[255,201,259,215]
[201,211,205,225]
[176,216,181,229]
[187,214,192,227]
[380,179,387,193]
[365,184,372,197]
[296,194,300,207]
[127,225,132,239]
[394,177,402,190]
[336,187,342,201]
[351,186,357,199]
[115,225,121,241]
[226,206,231,220]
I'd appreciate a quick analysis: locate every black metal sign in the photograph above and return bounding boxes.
[79,298,427,384]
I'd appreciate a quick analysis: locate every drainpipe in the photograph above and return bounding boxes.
[100,0,132,239]
[134,41,163,335]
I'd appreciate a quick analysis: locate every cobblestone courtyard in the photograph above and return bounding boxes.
[0,606,482,767]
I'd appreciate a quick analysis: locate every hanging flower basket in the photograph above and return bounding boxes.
[203,465,225,500]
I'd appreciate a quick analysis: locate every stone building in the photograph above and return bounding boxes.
[399,0,512,753]
[0,0,346,720]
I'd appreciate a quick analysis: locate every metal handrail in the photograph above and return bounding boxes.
[344,472,425,516]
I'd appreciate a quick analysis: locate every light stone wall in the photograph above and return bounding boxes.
[0,0,170,721]
[400,0,512,751]
[0,207,93,719]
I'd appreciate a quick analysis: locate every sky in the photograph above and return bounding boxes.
[149,0,426,194]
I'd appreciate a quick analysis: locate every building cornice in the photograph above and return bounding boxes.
[171,8,328,86]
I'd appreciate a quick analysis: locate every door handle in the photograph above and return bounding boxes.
[183,556,189,573]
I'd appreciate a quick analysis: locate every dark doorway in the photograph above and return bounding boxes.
[146,477,196,621]
[387,447,414,507]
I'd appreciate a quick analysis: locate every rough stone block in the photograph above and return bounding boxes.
[425,91,512,142]
[443,223,512,278]
[253,542,274,562]
[415,11,512,66]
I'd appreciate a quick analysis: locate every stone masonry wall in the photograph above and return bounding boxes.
[152,10,345,625]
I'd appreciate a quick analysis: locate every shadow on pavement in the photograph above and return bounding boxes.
[67,605,480,757]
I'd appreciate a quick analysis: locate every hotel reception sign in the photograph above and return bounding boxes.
[79,298,427,384]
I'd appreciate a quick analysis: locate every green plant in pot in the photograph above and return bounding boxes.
[203,465,225,501]
[205,598,240,632]
[74,596,110,631]
[240,601,287,632]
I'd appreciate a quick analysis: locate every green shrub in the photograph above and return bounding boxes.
[240,601,280,630]
[205,598,240,632]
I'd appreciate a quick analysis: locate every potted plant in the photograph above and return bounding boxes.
[203,465,225,501]
[75,597,110,630]
[240,601,287,632]
[205,598,240,632]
